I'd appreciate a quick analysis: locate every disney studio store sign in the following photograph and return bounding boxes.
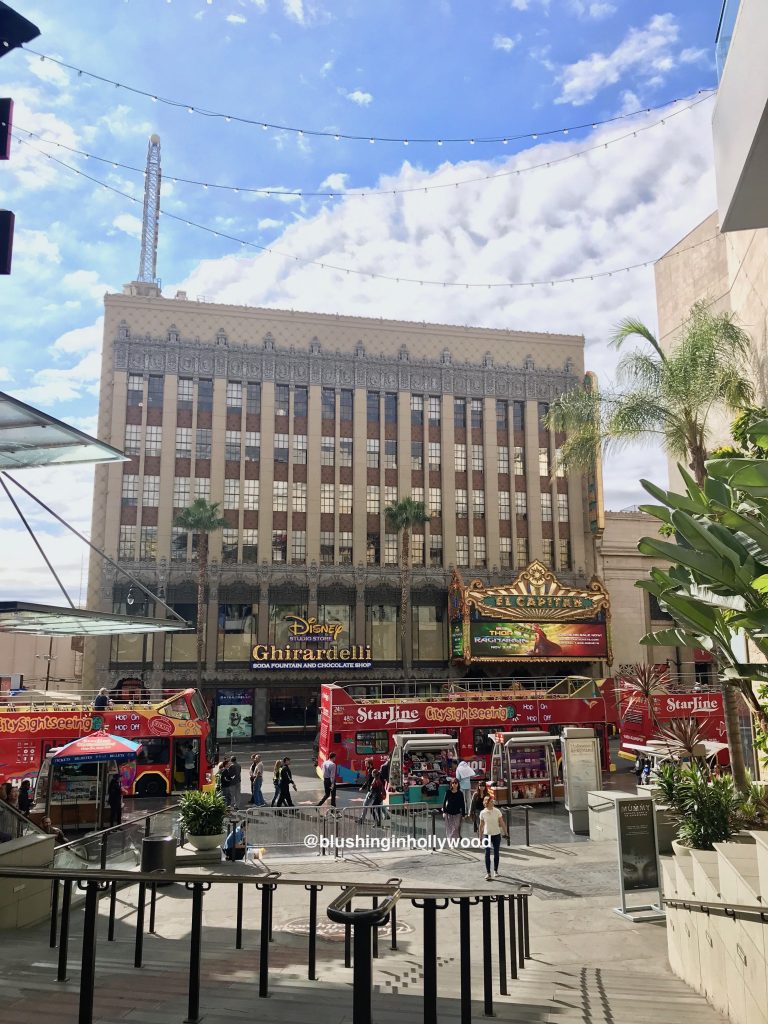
[251,615,373,671]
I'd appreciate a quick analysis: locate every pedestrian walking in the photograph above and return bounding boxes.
[108,774,123,827]
[357,758,375,824]
[229,756,242,808]
[183,744,197,791]
[276,757,297,807]
[379,755,391,788]
[270,759,282,806]
[455,759,476,815]
[470,780,490,833]
[479,795,507,880]
[317,752,338,808]
[220,758,237,809]
[249,754,266,806]
[18,779,33,816]
[442,778,465,841]
[369,770,386,825]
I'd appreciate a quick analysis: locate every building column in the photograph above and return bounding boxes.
[524,400,543,561]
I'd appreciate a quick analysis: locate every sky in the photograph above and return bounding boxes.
[1,0,722,604]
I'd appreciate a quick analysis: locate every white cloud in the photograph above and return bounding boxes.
[61,270,112,302]
[282,0,328,25]
[589,2,616,18]
[112,213,143,239]
[50,318,104,358]
[25,54,70,88]
[556,13,680,106]
[257,218,284,230]
[345,89,373,107]
[226,14,247,24]
[283,0,306,23]
[9,318,103,408]
[12,229,61,265]
[493,34,522,53]
[680,47,708,64]
[320,59,334,77]
[169,98,717,509]
[98,105,153,139]
[320,172,349,191]
[250,0,268,8]
[0,367,12,383]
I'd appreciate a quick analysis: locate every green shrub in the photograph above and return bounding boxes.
[653,761,685,809]
[675,769,739,851]
[178,790,227,836]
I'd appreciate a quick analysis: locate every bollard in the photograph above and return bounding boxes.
[482,896,493,1017]
[49,878,59,949]
[235,883,243,950]
[496,896,508,996]
[306,884,319,981]
[57,878,72,982]
[134,881,146,968]
[108,880,118,942]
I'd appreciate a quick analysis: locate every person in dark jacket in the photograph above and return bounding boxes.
[108,774,123,827]
[18,779,33,816]
[442,778,465,840]
[369,770,386,825]
[357,758,375,824]
[470,780,490,833]
[276,757,297,807]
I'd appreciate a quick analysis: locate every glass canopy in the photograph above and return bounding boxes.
[0,602,191,636]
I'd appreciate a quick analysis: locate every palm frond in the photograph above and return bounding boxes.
[610,317,665,360]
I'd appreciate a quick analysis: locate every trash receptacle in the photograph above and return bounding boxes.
[141,835,177,877]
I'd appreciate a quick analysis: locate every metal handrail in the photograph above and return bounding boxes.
[327,885,402,925]
[55,803,181,853]
[0,800,47,839]
[664,895,767,921]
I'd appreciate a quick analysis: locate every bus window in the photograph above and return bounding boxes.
[355,730,389,755]
[138,737,171,765]
[190,690,209,721]
[159,696,191,720]
[205,732,216,768]
[473,729,496,755]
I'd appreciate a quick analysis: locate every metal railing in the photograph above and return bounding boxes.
[0,800,48,841]
[0,862,532,1024]
[716,0,741,79]
[53,804,180,871]
[664,894,768,922]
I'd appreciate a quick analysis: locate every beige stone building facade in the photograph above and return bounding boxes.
[0,633,82,693]
[84,290,608,736]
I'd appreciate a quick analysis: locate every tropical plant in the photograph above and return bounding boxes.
[384,497,430,673]
[173,499,227,686]
[178,790,227,837]
[619,663,669,734]
[653,760,685,809]
[674,768,740,851]
[547,302,753,486]
[735,780,768,831]
[655,717,713,769]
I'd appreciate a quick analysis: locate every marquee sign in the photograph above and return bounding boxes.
[449,561,612,664]
[251,615,373,671]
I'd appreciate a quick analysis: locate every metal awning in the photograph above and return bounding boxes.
[0,391,128,469]
[0,601,191,636]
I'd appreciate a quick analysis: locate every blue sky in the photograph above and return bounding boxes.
[2,0,722,600]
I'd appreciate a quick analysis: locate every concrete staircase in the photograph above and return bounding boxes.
[662,830,768,1024]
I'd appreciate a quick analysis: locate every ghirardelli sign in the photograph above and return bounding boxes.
[662,695,720,715]
[355,706,421,727]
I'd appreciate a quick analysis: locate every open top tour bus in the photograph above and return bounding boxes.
[387,732,459,806]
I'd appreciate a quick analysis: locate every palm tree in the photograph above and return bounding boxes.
[385,497,430,674]
[620,663,669,736]
[173,498,227,686]
[547,302,754,487]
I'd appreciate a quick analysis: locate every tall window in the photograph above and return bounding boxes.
[542,538,554,568]
[513,446,524,475]
[429,533,443,567]
[541,493,553,521]
[171,527,187,561]
[226,381,242,410]
[321,388,336,420]
[173,477,190,508]
[367,391,380,422]
[367,534,380,564]
[292,531,307,564]
[321,485,335,514]
[558,493,569,521]
[538,402,550,428]
[456,535,469,567]
[177,378,193,410]
[246,383,261,415]
[516,536,529,566]
[428,442,441,469]
[244,479,259,510]
[321,437,335,466]
[143,424,161,455]
[140,525,157,560]
[340,389,353,421]
[339,438,353,467]
[338,532,353,563]
[411,442,423,471]
[496,400,508,430]
[242,529,258,561]
[320,532,335,564]
[273,481,288,512]
[124,424,141,456]
[142,476,160,507]
[499,491,510,520]
[472,445,484,472]
[411,534,424,566]
[512,401,525,431]
[473,535,486,567]
[412,486,424,506]
[224,479,240,509]
[272,531,287,562]
[473,490,485,517]
[225,431,241,461]
[147,375,163,408]
[455,488,468,517]
[384,534,398,565]
[292,482,307,513]
[385,440,397,469]
[196,428,211,459]
[498,445,509,475]
[119,525,136,559]
[515,491,527,517]
[454,398,466,428]
[339,485,353,514]
[294,387,308,418]
[245,432,260,461]
[471,399,483,429]
[222,528,238,563]
[384,485,397,507]
[555,449,566,478]
[559,538,571,569]
[428,396,441,426]
[454,444,467,472]
[127,374,143,407]
[384,393,397,423]
[194,477,211,500]
[538,447,550,477]
[367,438,380,469]
[500,536,512,568]
[411,394,424,426]
[274,433,289,463]
[429,488,441,516]
[121,474,138,507]
[197,379,213,412]
[366,604,400,661]
[367,486,380,513]
[294,435,307,464]
[275,384,290,417]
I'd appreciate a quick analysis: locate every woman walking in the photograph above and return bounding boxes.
[357,758,375,824]
[250,754,266,806]
[442,778,465,841]
[270,759,282,806]
[369,770,386,825]
[479,795,507,881]
[470,780,490,833]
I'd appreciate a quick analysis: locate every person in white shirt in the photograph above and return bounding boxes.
[317,751,338,808]
[455,759,476,815]
[479,795,507,880]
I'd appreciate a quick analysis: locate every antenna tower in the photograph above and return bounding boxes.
[137,134,161,284]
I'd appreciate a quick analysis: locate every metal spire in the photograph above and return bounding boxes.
[137,134,161,284]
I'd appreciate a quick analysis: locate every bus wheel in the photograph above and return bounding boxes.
[136,776,167,798]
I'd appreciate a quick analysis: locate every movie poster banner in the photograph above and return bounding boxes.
[469,621,608,660]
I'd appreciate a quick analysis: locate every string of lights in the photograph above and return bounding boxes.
[14,133,722,289]
[11,92,713,201]
[19,44,715,148]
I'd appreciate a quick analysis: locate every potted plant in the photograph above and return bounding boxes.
[179,791,227,851]
[672,767,739,855]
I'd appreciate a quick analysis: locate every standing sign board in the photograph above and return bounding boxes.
[561,727,601,835]
[614,795,665,921]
